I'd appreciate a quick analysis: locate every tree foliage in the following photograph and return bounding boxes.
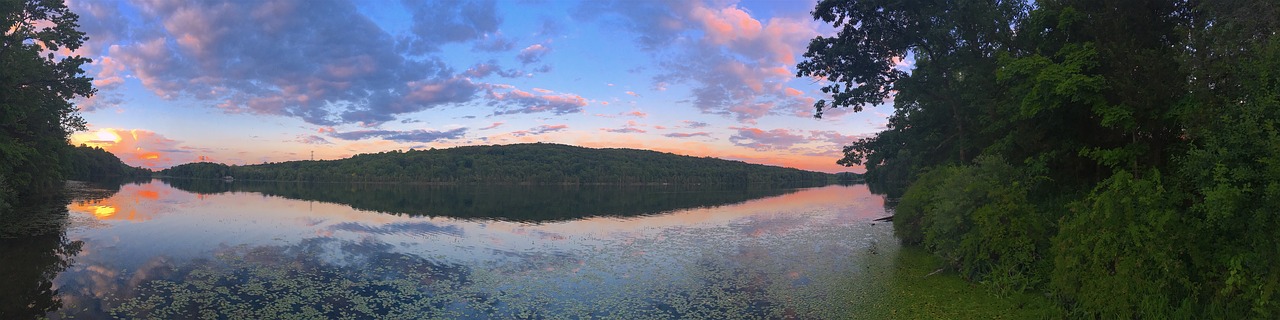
[58,144,151,180]
[160,143,834,185]
[802,0,1280,317]
[1,0,94,208]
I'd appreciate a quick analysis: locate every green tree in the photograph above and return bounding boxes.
[1,0,94,208]
[803,0,1280,317]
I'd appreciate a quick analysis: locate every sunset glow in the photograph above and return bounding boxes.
[92,205,116,218]
[63,0,892,172]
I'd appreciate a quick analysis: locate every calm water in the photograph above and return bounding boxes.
[0,179,898,319]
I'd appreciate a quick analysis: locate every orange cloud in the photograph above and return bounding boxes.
[69,128,187,169]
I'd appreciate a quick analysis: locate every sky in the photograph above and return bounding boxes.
[61,0,899,173]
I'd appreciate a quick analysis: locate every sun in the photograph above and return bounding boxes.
[95,129,122,144]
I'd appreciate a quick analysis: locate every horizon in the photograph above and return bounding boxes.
[62,0,897,174]
[151,142,858,174]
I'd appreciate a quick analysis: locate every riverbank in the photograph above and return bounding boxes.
[845,245,1059,318]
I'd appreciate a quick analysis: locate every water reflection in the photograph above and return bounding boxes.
[160,178,821,222]
[4,179,895,318]
[0,183,94,319]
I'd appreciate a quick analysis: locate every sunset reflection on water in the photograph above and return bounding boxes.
[47,180,894,319]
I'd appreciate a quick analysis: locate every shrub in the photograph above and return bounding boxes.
[1051,170,1194,318]
[894,156,1052,292]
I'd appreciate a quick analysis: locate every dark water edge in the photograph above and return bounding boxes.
[0,181,102,319]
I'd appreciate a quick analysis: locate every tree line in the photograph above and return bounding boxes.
[59,144,151,181]
[800,0,1279,317]
[159,143,836,185]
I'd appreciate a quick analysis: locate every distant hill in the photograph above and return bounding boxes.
[159,143,834,185]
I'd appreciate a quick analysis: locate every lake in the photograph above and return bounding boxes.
[0,179,899,319]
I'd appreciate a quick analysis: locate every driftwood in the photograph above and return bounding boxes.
[925,268,945,277]
[873,215,894,222]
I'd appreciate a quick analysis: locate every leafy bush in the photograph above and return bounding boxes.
[894,156,1051,292]
[1051,170,1194,318]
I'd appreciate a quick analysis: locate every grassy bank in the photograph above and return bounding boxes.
[862,246,1058,319]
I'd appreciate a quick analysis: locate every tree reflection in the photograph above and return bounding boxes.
[0,182,106,318]
[161,178,817,222]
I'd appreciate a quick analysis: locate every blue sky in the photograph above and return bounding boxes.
[64,0,898,173]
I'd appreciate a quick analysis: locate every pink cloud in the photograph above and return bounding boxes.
[728,126,807,151]
[69,128,189,169]
[487,86,587,115]
[296,135,332,145]
[664,132,711,138]
[480,122,504,130]
[509,124,568,137]
[516,44,550,64]
[91,56,127,89]
[809,130,871,146]
[593,1,821,123]
[603,127,647,134]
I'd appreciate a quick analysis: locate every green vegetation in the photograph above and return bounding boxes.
[59,144,151,180]
[1,0,96,210]
[800,0,1280,317]
[160,143,834,185]
[872,247,1057,319]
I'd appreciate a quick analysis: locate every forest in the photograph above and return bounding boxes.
[159,143,836,185]
[799,0,1279,317]
[59,144,151,181]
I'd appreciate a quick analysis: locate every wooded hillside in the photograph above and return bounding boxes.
[160,143,834,185]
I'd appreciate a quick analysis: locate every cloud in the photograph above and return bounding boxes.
[574,1,694,50]
[516,44,550,65]
[486,87,587,115]
[682,120,710,128]
[510,124,567,137]
[106,0,488,126]
[341,77,481,125]
[809,130,870,146]
[472,32,516,52]
[67,0,130,56]
[603,127,646,134]
[90,56,127,90]
[465,61,524,78]
[624,110,647,118]
[330,127,468,143]
[69,128,188,169]
[401,0,501,54]
[296,135,332,144]
[583,1,820,123]
[664,132,710,138]
[728,127,806,151]
[625,91,638,96]
[479,122,504,130]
